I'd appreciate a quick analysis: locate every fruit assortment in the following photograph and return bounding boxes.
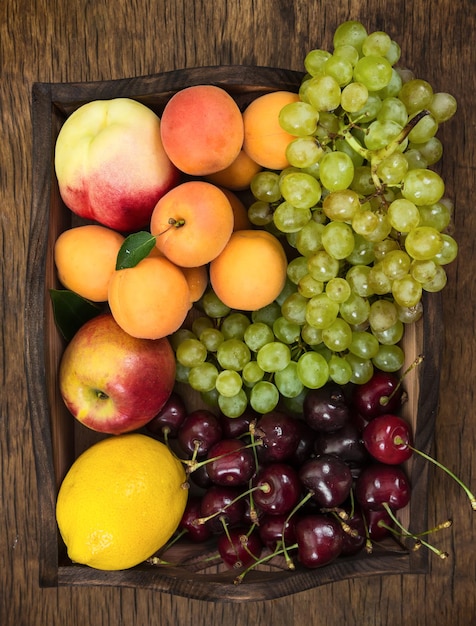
[51,20,474,578]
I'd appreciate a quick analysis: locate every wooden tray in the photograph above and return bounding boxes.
[25,66,443,602]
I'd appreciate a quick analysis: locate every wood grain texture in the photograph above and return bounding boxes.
[2,0,475,624]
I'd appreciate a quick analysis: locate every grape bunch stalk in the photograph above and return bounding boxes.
[173,20,458,419]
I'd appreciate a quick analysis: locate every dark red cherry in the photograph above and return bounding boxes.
[295,514,343,568]
[217,527,263,569]
[177,409,223,457]
[258,513,297,550]
[199,485,245,534]
[352,370,403,419]
[313,421,369,466]
[219,407,257,439]
[362,414,413,465]
[145,391,187,438]
[255,410,301,463]
[303,383,351,432]
[364,508,395,542]
[288,419,317,467]
[298,454,353,508]
[355,463,411,511]
[338,507,367,556]
[206,438,256,486]
[253,463,301,516]
[179,496,213,543]
[189,461,213,489]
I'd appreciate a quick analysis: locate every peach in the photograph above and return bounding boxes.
[150,181,234,267]
[205,149,262,191]
[54,224,125,302]
[160,85,244,176]
[209,229,288,310]
[54,98,179,232]
[243,91,300,170]
[108,256,191,339]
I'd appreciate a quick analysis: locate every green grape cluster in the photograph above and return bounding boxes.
[171,20,458,419]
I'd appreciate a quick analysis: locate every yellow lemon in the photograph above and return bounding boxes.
[56,433,188,570]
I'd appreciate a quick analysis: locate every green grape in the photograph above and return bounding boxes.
[276,277,298,306]
[305,293,340,329]
[333,20,368,52]
[350,166,375,196]
[422,264,447,292]
[221,312,251,340]
[364,212,392,243]
[252,301,282,326]
[433,233,458,265]
[200,387,219,409]
[200,327,224,352]
[287,255,309,284]
[281,291,309,325]
[243,322,275,351]
[273,201,312,232]
[377,96,408,126]
[280,172,322,209]
[273,316,301,344]
[324,55,354,86]
[364,119,403,151]
[216,339,251,371]
[385,40,401,66]
[334,137,365,168]
[242,361,265,386]
[368,261,392,295]
[348,94,383,123]
[387,198,420,232]
[275,361,304,398]
[175,362,190,384]
[349,330,380,359]
[368,298,398,332]
[345,352,374,384]
[353,55,393,91]
[325,277,352,303]
[176,338,207,368]
[215,369,243,397]
[323,189,361,221]
[306,74,341,111]
[316,111,341,137]
[200,289,231,318]
[376,152,409,185]
[346,232,375,266]
[333,43,360,65]
[346,264,374,297]
[328,354,353,385]
[304,48,332,76]
[218,389,248,418]
[392,274,423,307]
[404,226,443,260]
[301,323,323,345]
[407,113,438,144]
[410,137,443,166]
[169,328,196,351]
[372,319,404,345]
[295,220,325,256]
[279,101,319,135]
[381,249,412,280]
[403,149,428,170]
[318,151,355,191]
[250,171,282,202]
[340,81,369,113]
[298,273,324,298]
[428,92,457,123]
[321,221,355,259]
[372,344,405,372]
[410,259,438,283]
[307,250,340,281]
[297,351,329,389]
[398,79,433,115]
[248,200,274,226]
[373,238,400,261]
[286,136,324,168]
[283,388,308,415]
[191,316,214,338]
[322,317,353,351]
[362,31,392,57]
[418,201,451,231]
[339,293,370,325]
[250,381,280,413]
[396,301,423,323]
[352,209,379,238]
[375,68,403,98]
[187,362,218,393]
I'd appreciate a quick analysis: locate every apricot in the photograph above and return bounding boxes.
[181,265,209,303]
[108,256,191,339]
[205,149,262,191]
[209,230,288,310]
[218,187,253,231]
[150,181,234,267]
[243,91,300,170]
[160,85,244,176]
[54,224,125,302]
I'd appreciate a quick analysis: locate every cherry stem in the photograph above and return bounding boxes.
[281,490,315,570]
[233,541,299,585]
[196,484,269,526]
[183,440,261,473]
[393,436,476,510]
[381,354,424,407]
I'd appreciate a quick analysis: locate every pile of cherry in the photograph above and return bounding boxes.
[145,368,471,582]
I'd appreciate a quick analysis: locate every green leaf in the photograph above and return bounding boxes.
[49,289,102,342]
[116,231,157,270]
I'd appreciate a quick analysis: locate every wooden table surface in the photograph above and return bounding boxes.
[2,0,475,624]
